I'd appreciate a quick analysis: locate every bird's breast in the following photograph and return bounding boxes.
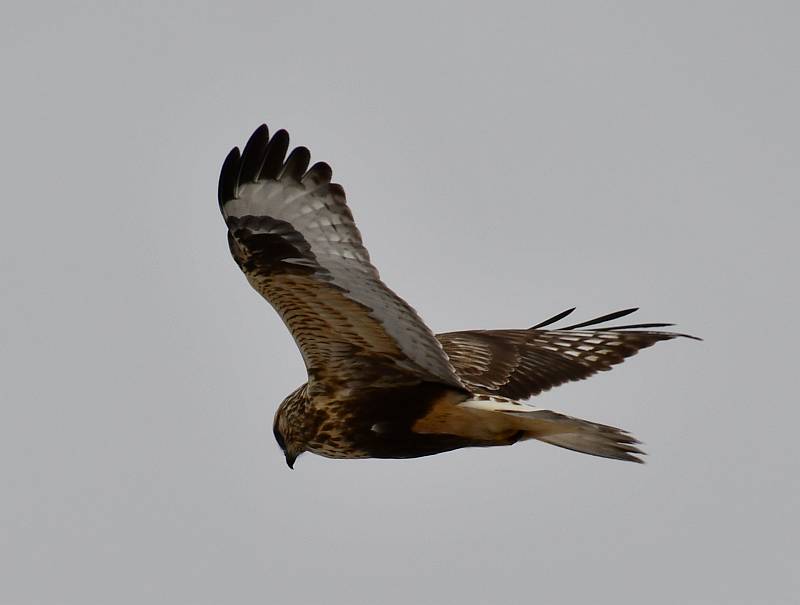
[305,383,473,459]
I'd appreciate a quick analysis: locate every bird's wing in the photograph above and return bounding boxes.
[219,124,463,391]
[437,308,698,400]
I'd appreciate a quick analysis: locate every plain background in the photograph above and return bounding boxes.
[2,2,798,604]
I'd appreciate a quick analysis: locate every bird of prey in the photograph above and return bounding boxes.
[218,123,696,468]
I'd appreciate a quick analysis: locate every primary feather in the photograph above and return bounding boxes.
[220,125,463,391]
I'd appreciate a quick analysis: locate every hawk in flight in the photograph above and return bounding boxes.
[219,124,696,468]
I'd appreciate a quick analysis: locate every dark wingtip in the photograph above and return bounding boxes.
[249,123,268,144]
[594,322,675,331]
[218,146,241,210]
[561,308,639,330]
[304,161,333,184]
[590,325,702,341]
[260,128,290,180]
[529,307,576,330]
[675,332,703,341]
[530,306,701,341]
[281,146,311,181]
[238,124,270,184]
[612,328,702,341]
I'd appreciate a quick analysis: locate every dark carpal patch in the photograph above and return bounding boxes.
[228,216,319,276]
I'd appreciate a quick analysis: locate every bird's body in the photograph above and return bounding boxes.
[219,123,696,468]
[278,382,482,461]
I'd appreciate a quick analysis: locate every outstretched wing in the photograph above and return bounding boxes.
[437,308,698,400]
[219,124,463,390]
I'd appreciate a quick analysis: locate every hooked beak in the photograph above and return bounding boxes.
[285,452,297,469]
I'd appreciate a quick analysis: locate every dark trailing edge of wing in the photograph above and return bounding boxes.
[529,307,701,340]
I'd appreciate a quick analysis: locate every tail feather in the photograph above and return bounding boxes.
[501,409,645,463]
[457,396,645,463]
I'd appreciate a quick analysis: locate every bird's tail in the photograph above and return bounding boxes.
[459,397,645,463]
[515,411,644,463]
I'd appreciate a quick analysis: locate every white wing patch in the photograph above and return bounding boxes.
[458,395,541,413]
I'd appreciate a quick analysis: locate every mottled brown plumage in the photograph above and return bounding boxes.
[219,124,697,468]
[436,325,680,401]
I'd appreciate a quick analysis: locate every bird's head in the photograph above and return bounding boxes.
[273,387,307,469]
[273,413,301,469]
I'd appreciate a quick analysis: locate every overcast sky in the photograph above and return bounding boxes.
[2,2,798,604]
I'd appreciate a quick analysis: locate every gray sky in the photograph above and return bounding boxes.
[2,2,798,604]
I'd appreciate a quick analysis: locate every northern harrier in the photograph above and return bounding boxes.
[219,123,696,468]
